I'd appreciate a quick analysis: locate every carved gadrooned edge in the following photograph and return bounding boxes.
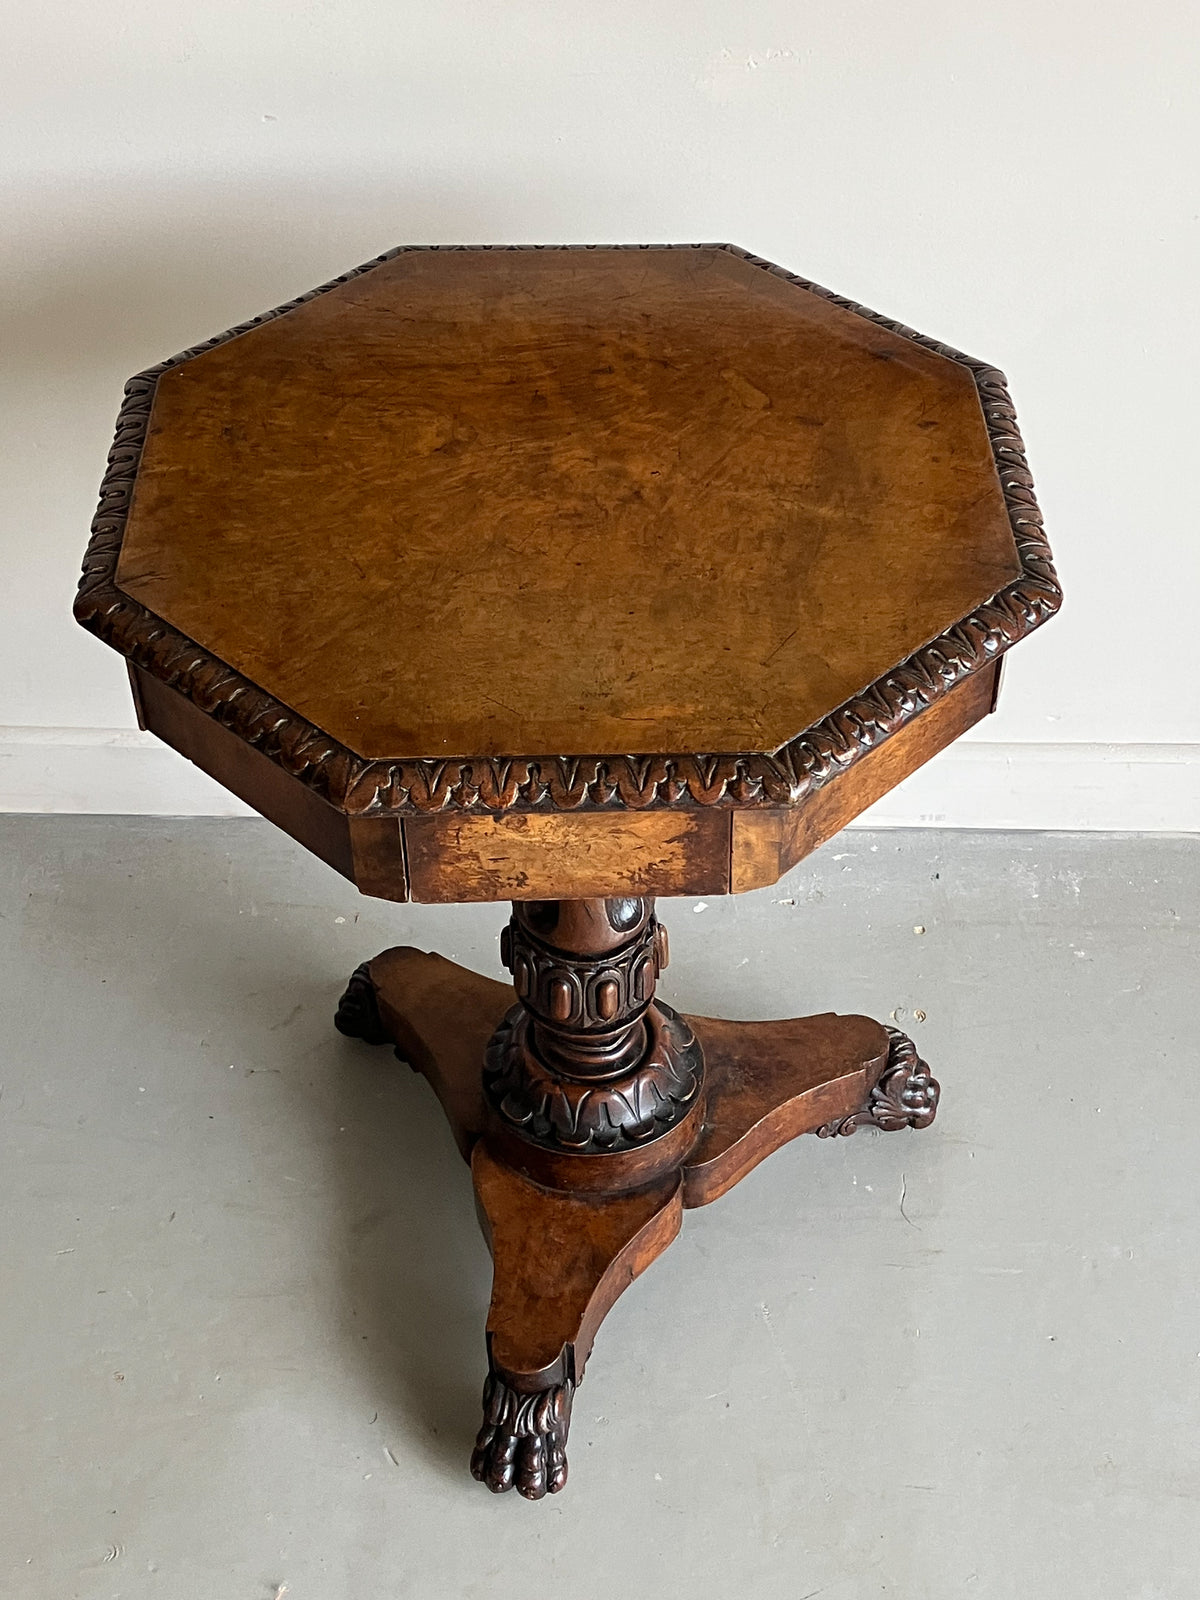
[815,1027,940,1138]
[75,243,1062,817]
[471,1370,573,1499]
[483,1001,703,1153]
[333,962,391,1046]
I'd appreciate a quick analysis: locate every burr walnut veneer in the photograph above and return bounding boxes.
[76,243,1059,1499]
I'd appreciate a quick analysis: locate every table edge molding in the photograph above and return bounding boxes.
[74,242,1062,818]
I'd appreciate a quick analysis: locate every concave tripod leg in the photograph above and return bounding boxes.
[681,1010,891,1207]
[469,1144,682,1498]
[334,946,511,1157]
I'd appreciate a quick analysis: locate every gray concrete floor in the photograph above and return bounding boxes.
[2,817,1197,1599]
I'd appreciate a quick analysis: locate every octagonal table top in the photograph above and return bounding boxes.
[77,244,1059,823]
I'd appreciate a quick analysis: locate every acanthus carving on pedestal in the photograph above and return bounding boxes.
[484,999,702,1153]
[75,244,1061,818]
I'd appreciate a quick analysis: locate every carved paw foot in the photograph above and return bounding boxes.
[470,1372,573,1499]
[333,962,391,1045]
[816,1027,940,1137]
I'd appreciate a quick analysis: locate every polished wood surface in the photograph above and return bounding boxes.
[473,1146,682,1387]
[730,658,999,891]
[115,246,1020,763]
[403,805,730,902]
[337,927,938,1498]
[132,653,997,902]
[682,1011,889,1206]
[131,665,409,899]
[365,946,494,1155]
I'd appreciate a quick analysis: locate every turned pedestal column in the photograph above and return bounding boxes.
[485,898,702,1186]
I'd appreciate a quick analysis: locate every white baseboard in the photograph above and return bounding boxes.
[857,740,1200,832]
[1,727,1198,832]
[0,727,255,817]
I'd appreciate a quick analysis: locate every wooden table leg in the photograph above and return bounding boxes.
[681,1017,939,1206]
[335,945,503,1156]
[470,1147,681,1497]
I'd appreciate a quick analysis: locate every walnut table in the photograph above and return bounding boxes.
[75,243,1060,1499]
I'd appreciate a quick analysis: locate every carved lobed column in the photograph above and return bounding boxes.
[483,898,704,1185]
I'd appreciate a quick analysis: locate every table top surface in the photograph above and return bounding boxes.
[109,245,1026,765]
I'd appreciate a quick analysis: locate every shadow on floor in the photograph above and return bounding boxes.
[17,815,495,1486]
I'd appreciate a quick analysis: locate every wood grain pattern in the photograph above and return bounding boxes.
[130,668,375,892]
[113,246,1020,763]
[471,1146,682,1498]
[681,1011,889,1206]
[473,1145,682,1386]
[71,241,1053,1503]
[365,946,502,1157]
[133,667,410,899]
[132,654,996,901]
[730,660,998,891]
[76,246,1060,824]
[404,807,730,901]
[131,652,995,902]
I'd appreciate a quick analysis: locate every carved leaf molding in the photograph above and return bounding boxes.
[75,243,1062,817]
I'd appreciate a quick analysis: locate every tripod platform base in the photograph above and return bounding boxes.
[335,944,939,1499]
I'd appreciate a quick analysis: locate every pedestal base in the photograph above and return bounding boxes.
[335,945,939,1499]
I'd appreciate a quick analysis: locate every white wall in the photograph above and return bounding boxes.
[3,2,1198,827]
